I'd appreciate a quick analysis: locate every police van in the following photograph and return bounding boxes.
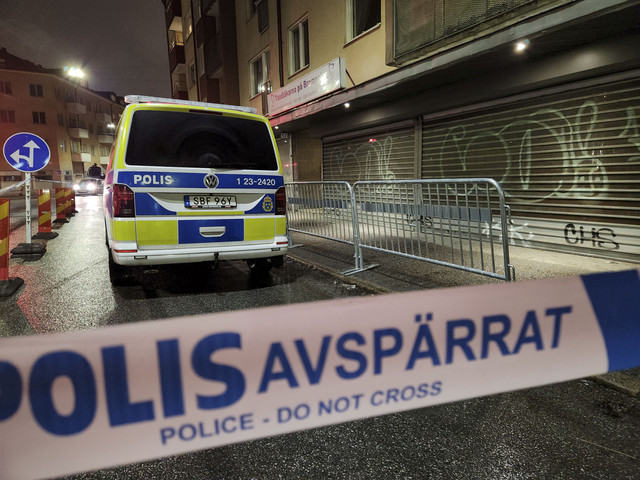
[103,95,287,284]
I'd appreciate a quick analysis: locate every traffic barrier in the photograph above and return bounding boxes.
[64,187,73,217]
[0,198,9,281]
[37,189,51,233]
[0,198,24,295]
[53,187,68,223]
[32,189,58,240]
[286,179,515,280]
[0,268,638,479]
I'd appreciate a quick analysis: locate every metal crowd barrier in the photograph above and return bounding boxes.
[286,179,515,281]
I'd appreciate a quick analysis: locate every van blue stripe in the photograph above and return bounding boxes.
[581,269,640,372]
[178,219,244,243]
[117,171,283,189]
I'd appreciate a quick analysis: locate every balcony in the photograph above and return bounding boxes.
[100,156,110,165]
[95,113,111,123]
[164,0,182,28]
[68,128,89,139]
[169,44,186,73]
[67,102,87,115]
[98,134,114,144]
[71,153,92,163]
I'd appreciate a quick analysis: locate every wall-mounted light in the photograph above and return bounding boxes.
[515,39,530,52]
[344,102,350,108]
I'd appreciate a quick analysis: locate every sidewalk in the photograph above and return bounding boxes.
[286,231,640,396]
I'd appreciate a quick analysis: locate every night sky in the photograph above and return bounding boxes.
[0,0,171,98]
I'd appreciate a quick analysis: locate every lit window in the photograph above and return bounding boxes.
[250,50,270,97]
[346,0,380,42]
[289,18,309,75]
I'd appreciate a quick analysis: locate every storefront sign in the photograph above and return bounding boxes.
[268,58,346,116]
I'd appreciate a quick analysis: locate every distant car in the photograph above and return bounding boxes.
[74,177,104,195]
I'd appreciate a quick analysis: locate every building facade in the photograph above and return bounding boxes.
[164,1,640,263]
[0,48,125,192]
[163,0,240,104]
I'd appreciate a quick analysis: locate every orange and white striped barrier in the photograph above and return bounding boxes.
[37,189,51,233]
[53,187,68,223]
[64,187,73,217]
[0,198,24,296]
[33,189,59,240]
[0,198,9,281]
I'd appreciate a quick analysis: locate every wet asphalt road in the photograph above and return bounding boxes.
[1,195,639,479]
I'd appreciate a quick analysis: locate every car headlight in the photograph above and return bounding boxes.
[73,184,80,191]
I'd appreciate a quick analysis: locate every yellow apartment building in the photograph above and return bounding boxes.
[0,48,124,192]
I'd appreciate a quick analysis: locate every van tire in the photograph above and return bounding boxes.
[246,258,273,273]
[109,249,134,285]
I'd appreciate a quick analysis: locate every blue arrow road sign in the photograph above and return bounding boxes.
[3,132,51,172]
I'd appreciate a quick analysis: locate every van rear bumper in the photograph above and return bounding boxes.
[111,240,288,266]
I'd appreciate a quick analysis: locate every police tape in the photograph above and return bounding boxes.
[0,269,638,479]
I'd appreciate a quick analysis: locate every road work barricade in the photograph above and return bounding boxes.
[53,187,68,223]
[33,189,59,240]
[0,198,24,295]
[0,269,638,479]
[286,179,514,281]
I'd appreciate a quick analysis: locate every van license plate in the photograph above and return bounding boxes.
[184,195,237,208]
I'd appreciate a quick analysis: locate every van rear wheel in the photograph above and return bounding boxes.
[109,250,134,285]
[246,258,273,273]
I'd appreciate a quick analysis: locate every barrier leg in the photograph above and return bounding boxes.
[33,189,58,240]
[0,198,24,296]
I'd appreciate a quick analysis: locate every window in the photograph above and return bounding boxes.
[71,141,80,153]
[126,110,278,170]
[29,84,44,97]
[60,140,67,152]
[250,50,270,97]
[246,0,257,18]
[346,0,381,41]
[0,81,12,94]
[32,111,46,124]
[188,61,197,87]
[289,18,309,75]
[0,109,16,123]
[58,114,65,127]
[256,0,268,32]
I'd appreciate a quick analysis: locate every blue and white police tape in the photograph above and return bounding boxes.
[0,269,638,479]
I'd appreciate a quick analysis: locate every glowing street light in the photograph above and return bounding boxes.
[64,66,85,78]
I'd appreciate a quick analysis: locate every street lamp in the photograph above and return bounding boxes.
[64,66,85,79]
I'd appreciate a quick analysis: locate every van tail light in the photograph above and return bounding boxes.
[113,184,135,217]
[275,186,286,215]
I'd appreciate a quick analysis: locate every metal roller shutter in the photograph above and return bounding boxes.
[421,77,640,262]
[323,122,417,182]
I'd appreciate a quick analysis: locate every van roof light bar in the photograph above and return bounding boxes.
[124,95,257,115]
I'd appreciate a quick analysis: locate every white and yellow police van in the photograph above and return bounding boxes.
[103,95,287,284]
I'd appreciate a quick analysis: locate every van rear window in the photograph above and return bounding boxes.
[125,110,278,170]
